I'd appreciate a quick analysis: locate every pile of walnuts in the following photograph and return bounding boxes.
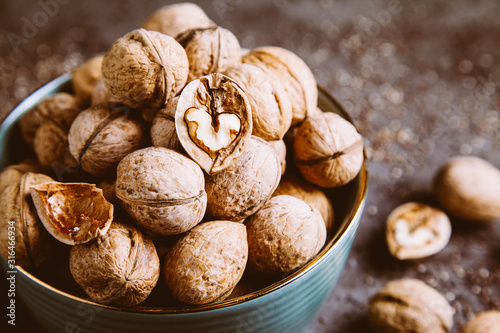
[0,2,365,307]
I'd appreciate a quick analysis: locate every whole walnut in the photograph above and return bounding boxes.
[246,195,326,274]
[369,278,453,333]
[243,46,317,126]
[69,221,160,306]
[115,146,207,235]
[67,103,146,177]
[272,174,334,233]
[19,92,82,146]
[433,156,500,222]
[226,63,292,141]
[72,54,104,105]
[102,28,189,109]
[176,26,242,83]
[164,220,248,305]
[462,311,500,333]
[140,2,216,38]
[0,172,57,268]
[150,96,184,152]
[205,136,281,222]
[0,159,40,194]
[293,112,364,188]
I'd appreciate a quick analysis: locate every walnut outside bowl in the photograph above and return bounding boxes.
[0,73,368,333]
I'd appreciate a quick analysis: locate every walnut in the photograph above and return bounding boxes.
[369,278,453,333]
[67,103,146,177]
[175,73,253,175]
[176,26,242,83]
[101,28,189,109]
[0,159,40,194]
[242,46,317,126]
[164,220,247,304]
[462,311,500,333]
[90,78,118,106]
[69,221,160,306]
[205,136,281,222]
[267,139,287,176]
[140,2,216,38]
[19,92,82,146]
[115,146,207,235]
[272,174,334,234]
[0,172,57,268]
[225,63,292,141]
[246,195,326,274]
[293,112,364,188]
[386,202,451,260]
[150,96,184,152]
[433,156,500,222]
[72,54,104,105]
[30,181,114,245]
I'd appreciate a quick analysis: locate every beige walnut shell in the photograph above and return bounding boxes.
[226,63,292,141]
[19,92,82,146]
[369,278,453,333]
[386,202,451,260]
[267,139,287,176]
[0,172,56,268]
[0,160,40,194]
[140,2,216,38]
[30,181,114,245]
[176,26,242,83]
[33,118,74,171]
[67,103,146,177]
[115,146,207,235]
[164,220,248,305]
[272,174,334,234]
[175,73,253,175]
[151,96,184,152]
[72,54,104,104]
[461,311,500,333]
[205,136,281,222]
[246,195,326,274]
[69,221,160,306]
[433,156,500,222]
[294,112,364,188]
[242,46,317,126]
[102,28,189,109]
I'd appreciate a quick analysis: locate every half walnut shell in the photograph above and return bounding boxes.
[30,181,114,245]
[175,73,252,175]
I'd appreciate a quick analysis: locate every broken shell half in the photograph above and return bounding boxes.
[175,73,252,175]
[386,202,451,260]
[30,181,114,245]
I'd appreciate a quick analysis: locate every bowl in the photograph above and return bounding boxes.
[0,74,368,333]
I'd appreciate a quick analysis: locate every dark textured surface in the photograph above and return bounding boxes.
[1,1,500,332]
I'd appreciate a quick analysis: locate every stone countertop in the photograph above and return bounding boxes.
[1,1,500,332]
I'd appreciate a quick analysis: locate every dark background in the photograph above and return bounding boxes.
[1,0,500,332]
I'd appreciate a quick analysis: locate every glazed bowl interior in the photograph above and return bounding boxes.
[0,74,368,315]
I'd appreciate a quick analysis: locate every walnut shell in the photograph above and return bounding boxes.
[242,46,317,126]
[72,54,104,105]
[246,195,326,274]
[67,103,146,177]
[115,146,207,235]
[369,278,453,333]
[19,92,82,146]
[272,174,334,233]
[102,28,189,109]
[90,78,118,106]
[140,2,216,38]
[176,26,242,83]
[69,221,160,306]
[33,119,70,170]
[0,172,56,268]
[386,202,451,260]
[164,220,248,305]
[175,73,253,175]
[225,63,292,141]
[433,156,500,222]
[267,139,287,176]
[0,160,40,194]
[30,181,114,245]
[150,96,184,152]
[462,311,500,333]
[205,136,281,221]
[293,112,364,188]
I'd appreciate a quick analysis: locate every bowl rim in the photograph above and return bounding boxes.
[0,75,369,314]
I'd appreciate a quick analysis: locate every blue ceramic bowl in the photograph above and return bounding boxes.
[0,74,368,333]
